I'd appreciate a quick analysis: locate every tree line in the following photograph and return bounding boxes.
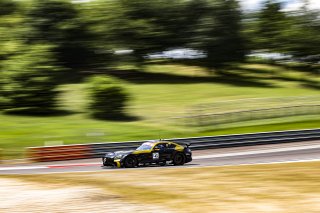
[0,0,319,118]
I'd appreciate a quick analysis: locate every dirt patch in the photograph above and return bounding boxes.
[0,178,174,213]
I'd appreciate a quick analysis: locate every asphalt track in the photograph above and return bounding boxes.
[1,140,320,175]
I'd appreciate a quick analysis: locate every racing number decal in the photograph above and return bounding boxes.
[153,152,159,160]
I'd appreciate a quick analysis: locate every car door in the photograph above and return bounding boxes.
[155,143,176,161]
[151,143,167,162]
[135,142,156,164]
[164,143,176,160]
[137,151,153,164]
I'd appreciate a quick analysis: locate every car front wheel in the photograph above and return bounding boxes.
[159,161,166,166]
[124,156,137,168]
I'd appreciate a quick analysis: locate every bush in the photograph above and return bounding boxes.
[87,76,129,119]
[0,44,63,113]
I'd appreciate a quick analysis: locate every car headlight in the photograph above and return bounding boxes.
[105,153,115,157]
[114,154,124,159]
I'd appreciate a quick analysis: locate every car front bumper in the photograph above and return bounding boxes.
[102,157,122,168]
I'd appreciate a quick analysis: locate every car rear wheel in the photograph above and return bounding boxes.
[124,156,137,168]
[173,153,185,165]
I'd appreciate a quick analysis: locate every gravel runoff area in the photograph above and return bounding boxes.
[0,178,174,213]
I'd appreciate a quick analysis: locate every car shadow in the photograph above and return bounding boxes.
[101,163,200,170]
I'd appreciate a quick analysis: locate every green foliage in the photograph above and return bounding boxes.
[89,0,201,65]
[283,6,320,60]
[25,0,106,70]
[0,0,25,62]
[87,76,129,119]
[0,0,17,16]
[1,0,319,72]
[90,0,246,68]
[256,0,287,51]
[0,44,63,112]
[193,0,246,68]
[247,0,320,63]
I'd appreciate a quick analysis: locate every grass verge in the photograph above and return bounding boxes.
[0,63,319,159]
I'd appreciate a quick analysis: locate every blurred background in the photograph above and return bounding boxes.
[1,1,320,212]
[0,0,319,159]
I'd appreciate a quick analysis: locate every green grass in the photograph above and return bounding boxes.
[0,63,319,159]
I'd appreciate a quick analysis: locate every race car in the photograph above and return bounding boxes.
[102,140,192,168]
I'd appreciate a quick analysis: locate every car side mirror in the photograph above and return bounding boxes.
[154,148,160,151]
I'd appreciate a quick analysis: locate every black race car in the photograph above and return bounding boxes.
[102,141,192,168]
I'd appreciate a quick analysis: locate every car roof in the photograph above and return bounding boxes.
[143,140,174,145]
[145,140,179,145]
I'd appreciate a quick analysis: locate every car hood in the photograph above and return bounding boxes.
[115,150,135,155]
[104,150,134,158]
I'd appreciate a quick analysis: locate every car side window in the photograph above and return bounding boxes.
[168,143,176,149]
[154,143,165,150]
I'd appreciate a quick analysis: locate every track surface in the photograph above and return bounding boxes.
[1,140,320,175]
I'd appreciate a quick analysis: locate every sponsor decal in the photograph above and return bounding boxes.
[153,152,159,160]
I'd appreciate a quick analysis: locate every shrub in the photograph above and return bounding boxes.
[87,76,129,119]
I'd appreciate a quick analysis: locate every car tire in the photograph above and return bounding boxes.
[124,156,137,168]
[173,153,185,165]
[159,161,166,166]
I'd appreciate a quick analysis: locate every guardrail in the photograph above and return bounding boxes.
[27,128,320,162]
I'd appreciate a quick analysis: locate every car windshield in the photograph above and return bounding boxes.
[136,142,154,150]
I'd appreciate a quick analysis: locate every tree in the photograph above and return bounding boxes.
[257,0,287,51]
[250,0,320,63]
[192,0,246,68]
[89,0,206,66]
[90,0,246,68]
[0,44,63,113]
[25,0,105,70]
[0,0,22,61]
[283,1,320,61]
[0,0,17,16]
